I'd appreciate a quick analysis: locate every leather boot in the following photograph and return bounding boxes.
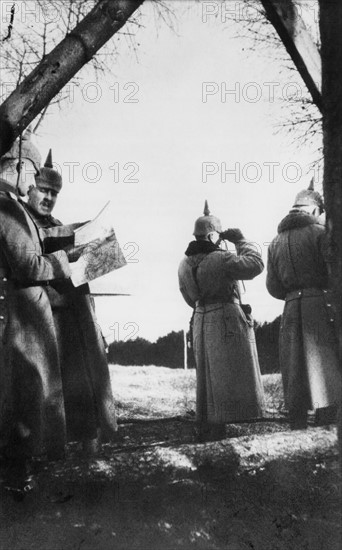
[81,437,99,457]
[289,408,308,430]
[3,458,35,501]
[315,405,337,426]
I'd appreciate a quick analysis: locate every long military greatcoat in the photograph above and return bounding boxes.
[178,239,265,425]
[0,180,71,459]
[24,204,118,444]
[266,211,341,413]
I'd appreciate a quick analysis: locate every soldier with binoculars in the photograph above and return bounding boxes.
[178,201,265,442]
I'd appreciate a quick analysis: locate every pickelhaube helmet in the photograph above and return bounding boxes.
[35,149,62,192]
[193,200,222,236]
[292,178,324,212]
[1,127,41,172]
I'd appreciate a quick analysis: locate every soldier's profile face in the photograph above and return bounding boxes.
[17,159,37,197]
[28,184,58,215]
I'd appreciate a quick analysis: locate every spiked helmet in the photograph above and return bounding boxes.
[1,127,41,172]
[193,200,222,236]
[293,178,324,212]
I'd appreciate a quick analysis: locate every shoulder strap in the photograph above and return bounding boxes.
[191,256,207,300]
[192,265,202,300]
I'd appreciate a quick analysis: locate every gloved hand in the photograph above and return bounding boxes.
[64,243,88,262]
[65,238,103,263]
[219,228,245,243]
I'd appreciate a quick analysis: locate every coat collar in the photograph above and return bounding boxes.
[277,211,324,234]
[0,178,19,200]
[24,203,62,227]
[185,240,220,256]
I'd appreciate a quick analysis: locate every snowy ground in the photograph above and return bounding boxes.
[1,367,340,550]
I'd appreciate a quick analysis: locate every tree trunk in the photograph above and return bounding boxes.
[319,0,342,471]
[260,0,322,111]
[0,0,144,156]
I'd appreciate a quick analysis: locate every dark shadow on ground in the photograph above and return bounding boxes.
[1,418,341,550]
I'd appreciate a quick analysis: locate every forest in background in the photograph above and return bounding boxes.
[107,316,281,374]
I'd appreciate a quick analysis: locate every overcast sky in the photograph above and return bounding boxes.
[29,0,321,342]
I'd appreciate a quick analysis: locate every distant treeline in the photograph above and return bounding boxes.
[107,316,281,374]
[254,316,281,373]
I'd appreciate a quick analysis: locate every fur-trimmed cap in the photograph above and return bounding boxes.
[35,149,62,192]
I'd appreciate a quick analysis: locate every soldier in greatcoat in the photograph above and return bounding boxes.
[178,202,265,441]
[0,132,76,497]
[266,183,341,429]
[26,150,118,455]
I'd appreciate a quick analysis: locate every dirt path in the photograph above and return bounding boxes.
[1,417,341,550]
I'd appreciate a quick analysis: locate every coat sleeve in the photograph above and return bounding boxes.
[222,240,264,280]
[178,261,196,309]
[40,222,91,253]
[179,285,196,309]
[40,222,86,240]
[266,245,286,300]
[0,200,71,282]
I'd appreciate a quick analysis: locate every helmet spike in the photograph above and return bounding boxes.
[44,149,53,168]
[203,200,210,216]
[307,177,314,191]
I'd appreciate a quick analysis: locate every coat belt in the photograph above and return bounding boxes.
[285,288,327,301]
[0,267,50,288]
[195,297,240,307]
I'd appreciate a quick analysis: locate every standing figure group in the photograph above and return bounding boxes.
[0,131,340,499]
[0,133,118,498]
[179,195,340,440]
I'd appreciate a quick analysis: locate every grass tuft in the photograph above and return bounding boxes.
[110,366,285,420]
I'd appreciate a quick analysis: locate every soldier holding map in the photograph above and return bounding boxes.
[26,150,119,456]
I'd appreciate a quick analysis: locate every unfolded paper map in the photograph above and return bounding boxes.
[70,202,127,287]
[73,201,114,246]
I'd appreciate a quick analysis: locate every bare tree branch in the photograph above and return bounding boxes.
[0,0,151,154]
[2,3,15,42]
